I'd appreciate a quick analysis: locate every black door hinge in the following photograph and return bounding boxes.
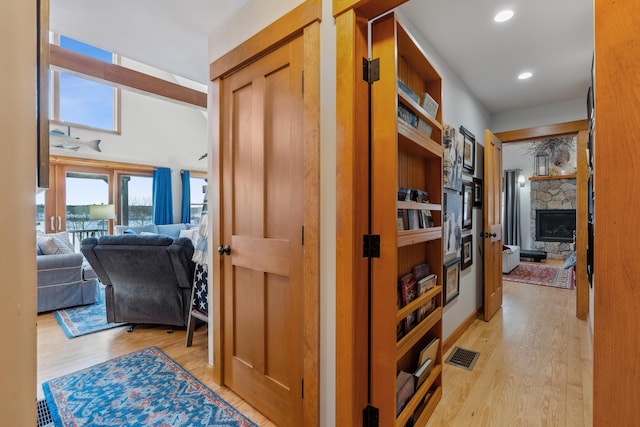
[363,58,380,84]
[302,225,305,245]
[301,378,304,398]
[363,405,379,427]
[363,234,380,258]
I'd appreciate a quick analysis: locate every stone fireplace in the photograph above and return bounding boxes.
[530,177,576,258]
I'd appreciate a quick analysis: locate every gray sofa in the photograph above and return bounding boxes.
[113,223,195,240]
[81,234,195,327]
[37,239,99,313]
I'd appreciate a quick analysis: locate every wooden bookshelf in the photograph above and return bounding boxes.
[371,12,444,427]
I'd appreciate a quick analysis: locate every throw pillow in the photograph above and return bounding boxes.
[179,228,197,243]
[37,232,75,255]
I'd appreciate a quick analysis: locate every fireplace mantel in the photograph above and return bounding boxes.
[529,174,576,181]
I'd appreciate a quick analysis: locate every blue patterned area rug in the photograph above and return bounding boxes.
[43,346,258,427]
[53,286,127,338]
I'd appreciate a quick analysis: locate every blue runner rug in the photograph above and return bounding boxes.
[43,346,258,427]
[53,286,127,338]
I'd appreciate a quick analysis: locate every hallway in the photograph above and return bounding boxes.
[429,275,593,426]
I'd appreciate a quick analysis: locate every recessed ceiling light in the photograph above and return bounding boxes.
[518,72,533,80]
[494,10,514,23]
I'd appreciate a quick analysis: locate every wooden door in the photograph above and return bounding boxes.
[219,36,305,427]
[483,130,503,321]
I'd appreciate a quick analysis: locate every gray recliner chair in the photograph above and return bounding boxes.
[81,234,195,327]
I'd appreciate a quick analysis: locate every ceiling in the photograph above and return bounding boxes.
[50,0,594,115]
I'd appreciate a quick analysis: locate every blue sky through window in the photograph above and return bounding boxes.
[56,36,115,130]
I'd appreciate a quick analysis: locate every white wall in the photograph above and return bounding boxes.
[397,11,492,340]
[492,97,587,133]
[50,81,208,220]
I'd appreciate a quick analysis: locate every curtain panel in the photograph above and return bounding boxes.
[152,167,173,225]
[503,169,521,246]
[181,170,191,224]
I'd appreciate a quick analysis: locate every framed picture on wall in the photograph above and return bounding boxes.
[443,125,463,191]
[443,258,461,305]
[462,180,473,230]
[460,125,475,173]
[461,235,473,270]
[472,177,483,209]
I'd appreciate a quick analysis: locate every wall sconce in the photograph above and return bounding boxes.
[535,154,549,176]
[518,175,525,187]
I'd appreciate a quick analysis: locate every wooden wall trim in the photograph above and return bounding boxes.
[335,8,370,427]
[495,119,588,142]
[209,0,321,81]
[49,155,205,175]
[333,0,408,19]
[442,308,482,355]
[49,44,207,109]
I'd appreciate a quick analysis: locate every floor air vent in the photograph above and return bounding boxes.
[37,399,54,427]
[445,346,480,371]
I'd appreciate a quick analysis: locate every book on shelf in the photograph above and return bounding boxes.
[412,189,430,203]
[398,187,412,201]
[397,209,409,231]
[419,209,435,229]
[420,91,439,119]
[413,263,430,281]
[417,118,433,138]
[397,80,419,102]
[417,274,437,321]
[396,370,415,417]
[418,337,440,373]
[398,102,418,127]
[407,209,420,230]
[399,273,418,332]
[413,358,433,391]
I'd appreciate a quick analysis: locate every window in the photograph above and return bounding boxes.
[189,176,207,223]
[119,175,153,227]
[50,34,120,133]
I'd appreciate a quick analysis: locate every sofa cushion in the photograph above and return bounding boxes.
[156,223,188,239]
[114,224,158,236]
[37,232,75,255]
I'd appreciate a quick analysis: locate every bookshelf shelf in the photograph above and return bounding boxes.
[396,285,442,323]
[397,201,441,211]
[397,227,442,247]
[395,367,442,427]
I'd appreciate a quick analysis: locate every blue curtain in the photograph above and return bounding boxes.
[181,170,191,224]
[152,167,173,225]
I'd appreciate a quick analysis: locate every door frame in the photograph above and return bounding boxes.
[208,1,321,425]
[495,119,589,320]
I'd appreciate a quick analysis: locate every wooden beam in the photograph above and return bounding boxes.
[495,119,588,143]
[209,0,321,81]
[49,44,207,109]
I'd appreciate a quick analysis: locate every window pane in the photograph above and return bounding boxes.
[190,177,207,223]
[59,73,114,129]
[120,175,153,226]
[65,172,110,250]
[54,35,116,131]
[36,191,46,233]
[60,36,112,62]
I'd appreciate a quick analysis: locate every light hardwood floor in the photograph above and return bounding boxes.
[36,316,275,426]
[38,262,592,427]
[429,264,593,426]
